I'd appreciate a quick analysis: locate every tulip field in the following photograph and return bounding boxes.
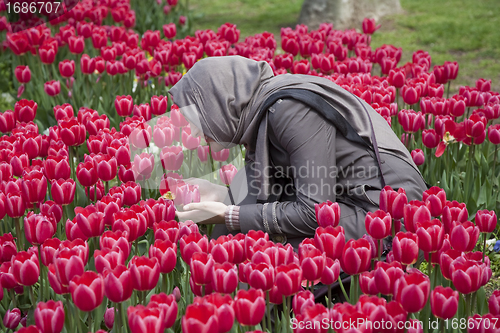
[1,0,500,332]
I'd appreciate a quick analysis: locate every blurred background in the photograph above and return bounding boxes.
[188,0,500,91]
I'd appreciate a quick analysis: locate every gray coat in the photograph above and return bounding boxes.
[214,97,428,247]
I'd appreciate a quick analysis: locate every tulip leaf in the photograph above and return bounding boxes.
[93,296,108,332]
[476,287,487,315]
[477,179,491,208]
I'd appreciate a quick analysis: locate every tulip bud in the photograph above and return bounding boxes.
[34,300,65,333]
[430,286,458,319]
[340,238,371,275]
[233,289,266,327]
[394,269,430,313]
[314,200,340,228]
[3,308,21,329]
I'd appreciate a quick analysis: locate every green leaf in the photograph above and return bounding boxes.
[476,287,487,315]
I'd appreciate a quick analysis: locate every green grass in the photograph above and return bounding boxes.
[189,0,500,91]
[189,0,303,38]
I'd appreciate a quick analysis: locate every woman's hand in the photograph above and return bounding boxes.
[182,178,228,202]
[176,201,227,224]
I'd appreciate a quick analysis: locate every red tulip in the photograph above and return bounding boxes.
[34,300,65,333]
[80,54,96,74]
[59,117,85,146]
[320,257,340,286]
[430,286,458,320]
[24,212,56,246]
[416,219,445,253]
[421,129,440,149]
[147,293,178,329]
[411,149,425,166]
[488,290,500,315]
[94,248,124,275]
[69,271,104,312]
[160,146,183,171]
[245,261,275,291]
[449,259,482,294]
[44,80,61,97]
[314,200,340,228]
[403,200,431,233]
[211,262,238,294]
[373,261,404,296]
[112,209,147,242]
[76,161,98,187]
[365,210,392,240]
[275,262,302,296]
[233,289,266,327]
[50,179,75,206]
[115,95,134,117]
[379,186,407,220]
[209,235,235,264]
[182,127,201,150]
[14,99,37,123]
[163,23,177,39]
[0,233,17,263]
[149,239,177,274]
[181,302,218,333]
[3,308,21,329]
[292,290,315,315]
[54,249,86,287]
[299,242,326,281]
[68,35,84,54]
[340,238,371,275]
[362,18,381,34]
[359,270,378,295]
[21,170,47,204]
[100,230,131,258]
[0,110,16,133]
[219,164,237,185]
[393,269,430,313]
[15,326,41,333]
[94,154,117,182]
[12,250,40,286]
[449,221,479,252]
[190,252,214,286]
[39,43,57,64]
[128,256,160,291]
[294,304,330,333]
[58,60,75,78]
[475,209,497,233]
[121,181,142,206]
[208,148,229,163]
[15,66,31,83]
[401,84,421,105]
[6,191,26,219]
[153,122,176,149]
[217,22,240,44]
[180,233,209,264]
[150,95,168,115]
[392,232,419,265]
[103,264,133,303]
[40,238,61,267]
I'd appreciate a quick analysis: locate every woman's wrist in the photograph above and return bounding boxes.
[225,205,241,231]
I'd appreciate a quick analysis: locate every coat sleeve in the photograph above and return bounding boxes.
[228,99,338,239]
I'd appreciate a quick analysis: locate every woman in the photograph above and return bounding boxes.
[170,56,428,248]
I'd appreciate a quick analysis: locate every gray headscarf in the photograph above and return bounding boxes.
[169,56,418,202]
[168,56,274,149]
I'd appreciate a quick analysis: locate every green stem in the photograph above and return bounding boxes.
[428,253,432,285]
[465,293,472,318]
[483,233,488,263]
[15,217,23,250]
[327,284,332,309]
[337,276,350,303]
[266,291,271,332]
